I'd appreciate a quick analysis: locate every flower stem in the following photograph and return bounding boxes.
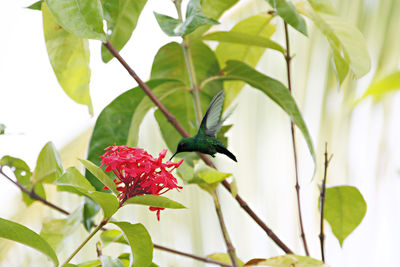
[61,219,108,266]
[283,21,310,256]
[212,190,240,267]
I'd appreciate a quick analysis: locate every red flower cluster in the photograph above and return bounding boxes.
[100,145,183,220]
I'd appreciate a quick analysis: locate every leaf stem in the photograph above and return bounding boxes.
[283,21,310,256]
[212,190,240,267]
[320,143,333,263]
[103,40,293,254]
[61,219,108,266]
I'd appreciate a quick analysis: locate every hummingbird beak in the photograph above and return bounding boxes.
[169,151,178,161]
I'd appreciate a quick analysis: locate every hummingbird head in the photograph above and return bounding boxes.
[170,138,192,161]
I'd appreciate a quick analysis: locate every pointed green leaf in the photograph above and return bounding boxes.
[0,217,58,266]
[42,3,93,114]
[208,253,244,266]
[44,0,105,40]
[123,195,186,209]
[55,167,96,193]
[86,80,172,190]
[267,0,307,35]
[202,31,284,54]
[194,164,231,184]
[214,14,276,108]
[33,141,63,184]
[358,71,400,102]
[111,221,153,267]
[0,156,46,206]
[27,0,43,10]
[213,60,316,169]
[303,1,370,83]
[86,191,119,219]
[0,124,5,135]
[153,13,182,37]
[324,185,367,246]
[244,254,326,266]
[80,159,119,196]
[101,255,125,267]
[101,0,148,62]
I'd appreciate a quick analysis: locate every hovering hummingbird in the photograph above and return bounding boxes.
[170,90,237,162]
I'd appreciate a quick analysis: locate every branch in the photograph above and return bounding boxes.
[283,22,309,256]
[319,143,333,263]
[103,40,293,254]
[212,190,240,267]
[0,166,231,266]
[0,166,69,215]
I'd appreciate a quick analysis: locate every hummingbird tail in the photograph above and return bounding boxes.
[216,145,237,162]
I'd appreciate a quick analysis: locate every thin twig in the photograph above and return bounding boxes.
[283,22,309,256]
[212,190,240,267]
[319,143,332,263]
[0,166,69,215]
[103,40,293,254]
[0,166,231,266]
[154,244,231,267]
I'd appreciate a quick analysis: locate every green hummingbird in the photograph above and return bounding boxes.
[170,90,237,162]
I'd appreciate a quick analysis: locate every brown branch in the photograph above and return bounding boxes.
[103,40,294,254]
[319,143,333,263]
[0,166,69,215]
[283,22,309,256]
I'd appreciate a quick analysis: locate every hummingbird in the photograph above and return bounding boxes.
[170,90,237,162]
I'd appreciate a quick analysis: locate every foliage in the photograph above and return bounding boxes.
[0,0,373,266]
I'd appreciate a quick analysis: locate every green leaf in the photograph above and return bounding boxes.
[44,0,106,40]
[216,124,232,147]
[82,197,100,231]
[230,178,238,198]
[75,260,101,267]
[154,0,218,37]
[0,123,5,134]
[214,14,276,108]
[32,141,63,184]
[153,13,181,37]
[208,253,244,266]
[202,31,285,54]
[27,0,43,10]
[55,167,96,193]
[0,156,46,206]
[324,185,367,246]
[127,80,185,147]
[101,255,125,267]
[358,71,400,102]
[42,3,93,114]
[267,0,307,35]
[151,41,223,98]
[0,217,58,266]
[111,221,153,267]
[244,254,326,266]
[40,206,82,251]
[86,191,119,219]
[101,0,148,62]
[215,60,316,169]
[86,80,172,190]
[80,159,119,196]
[101,229,128,246]
[303,0,370,83]
[123,195,186,209]
[194,164,231,184]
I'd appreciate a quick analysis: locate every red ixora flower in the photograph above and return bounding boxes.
[100,145,183,220]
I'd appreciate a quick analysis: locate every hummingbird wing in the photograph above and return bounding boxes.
[198,90,224,137]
